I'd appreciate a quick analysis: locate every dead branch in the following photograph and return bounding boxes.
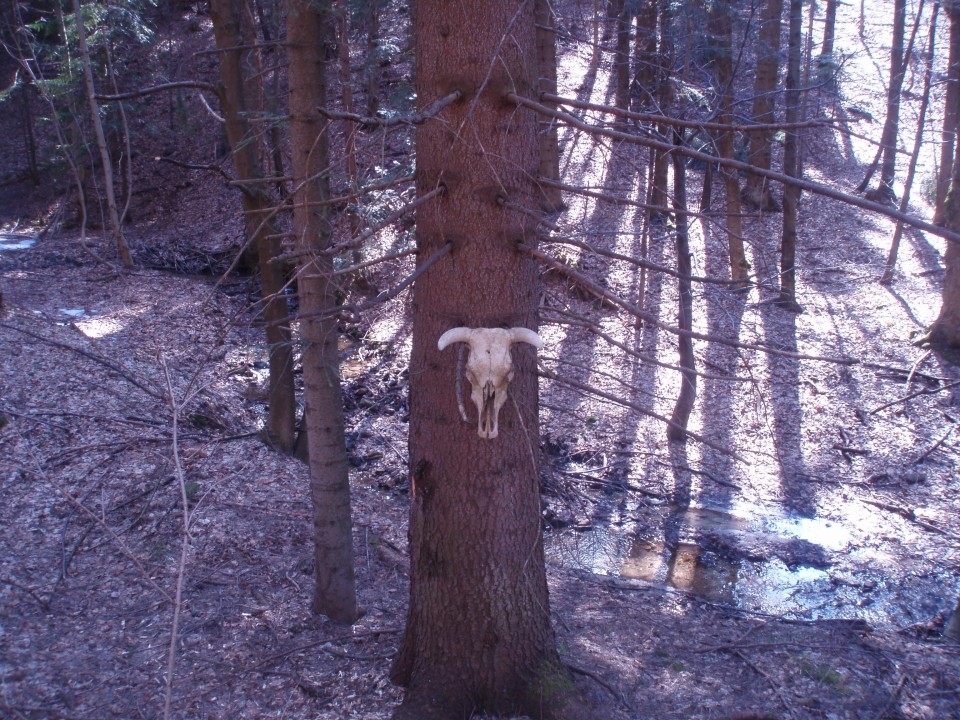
[331,247,417,275]
[160,358,192,720]
[521,244,859,365]
[539,230,749,286]
[278,185,443,262]
[537,364,740,459]
[96,80,221,102]
[318,90,462,127]
[0,577,51,611]
[544,92,837,133]
[541,308,750,382]
[0,322,164,400]
[867,379,960,415]
[872,675,908,720]
[861,498,959,539]
[506,93,960,245]
[567,663,633,711]
[914,416,959,464]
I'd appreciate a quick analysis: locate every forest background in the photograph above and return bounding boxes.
[2,0,960,718]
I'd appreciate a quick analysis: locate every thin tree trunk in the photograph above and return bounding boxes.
[634,0,658,104]
[365,0,382,117]
[336,0,364,265]
[72,0,132,267]
[668,130,697,440]
[880,0,908,198]
[614,0,632,128]
[650,0,672,220]
[20,81,40,186]
[819,0,838,71]
[935,2,960,225]
[779,0,804,312]
[881,3,938,285]
[536,0,564,212]
[708,0,749,286]
[286,0,359,623]
[743,0,783,211]
[210,0,297,454]
[105,43,133,224]
[858,0,924,195]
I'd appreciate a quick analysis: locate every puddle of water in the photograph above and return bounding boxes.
[0,233,37,251]
[546,502,954,625]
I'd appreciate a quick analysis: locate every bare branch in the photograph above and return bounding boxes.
[318,90,462,127]
[521,244,858,365]
[96,80,221,102]
[507,93,960,245]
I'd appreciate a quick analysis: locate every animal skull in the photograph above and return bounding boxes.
[437,326,544,439]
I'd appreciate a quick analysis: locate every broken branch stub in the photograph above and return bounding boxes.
[437,327,544,439]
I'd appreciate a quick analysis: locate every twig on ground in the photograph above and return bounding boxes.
[0,322,164,400]
[868,379,960,415]
[567,663,633,711]
[161,357,193,720]
[733,649,796,719]
[0,577,51,611]
[249,628,402,671]
[861,498,959,539]
[913,416,959,464]
[872,674,907,720]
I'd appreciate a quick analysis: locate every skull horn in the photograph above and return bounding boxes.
[508,327,544,349]
[437,326,475,351]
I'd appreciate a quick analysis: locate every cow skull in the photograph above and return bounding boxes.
[437,326,544,439]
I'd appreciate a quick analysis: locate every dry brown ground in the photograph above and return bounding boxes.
[2,1,960,719]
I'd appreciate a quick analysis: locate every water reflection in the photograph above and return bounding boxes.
[0,233,37,251]
[545,501,951,625]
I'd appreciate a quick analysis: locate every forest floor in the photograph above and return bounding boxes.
[2,1,960,719]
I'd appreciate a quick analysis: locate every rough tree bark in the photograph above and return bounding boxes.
[286,0,359,623]
[743,0,783,211]
[390,1,589,717]
[209,0,296,453]
[935,1,960,225]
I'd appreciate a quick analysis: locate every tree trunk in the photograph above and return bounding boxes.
[881,3,938,285]
[708,0,749,286]
[668,130,696,440]
[875,0,908,202]
[614,0,632,128]
[743,0,783,211]
[779,0,804,312]
[336,0,365,266]
[391,2,587,717]
[535,0,564,212]
[209,0,297,454]
[365,0,382,117]
[634,0,658,103]
[72,0,132,267]
[650,0,673,220]
[818,0,838,73]
[930,57,960,348]
[935,2,960,225]
[286,0,359,624]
